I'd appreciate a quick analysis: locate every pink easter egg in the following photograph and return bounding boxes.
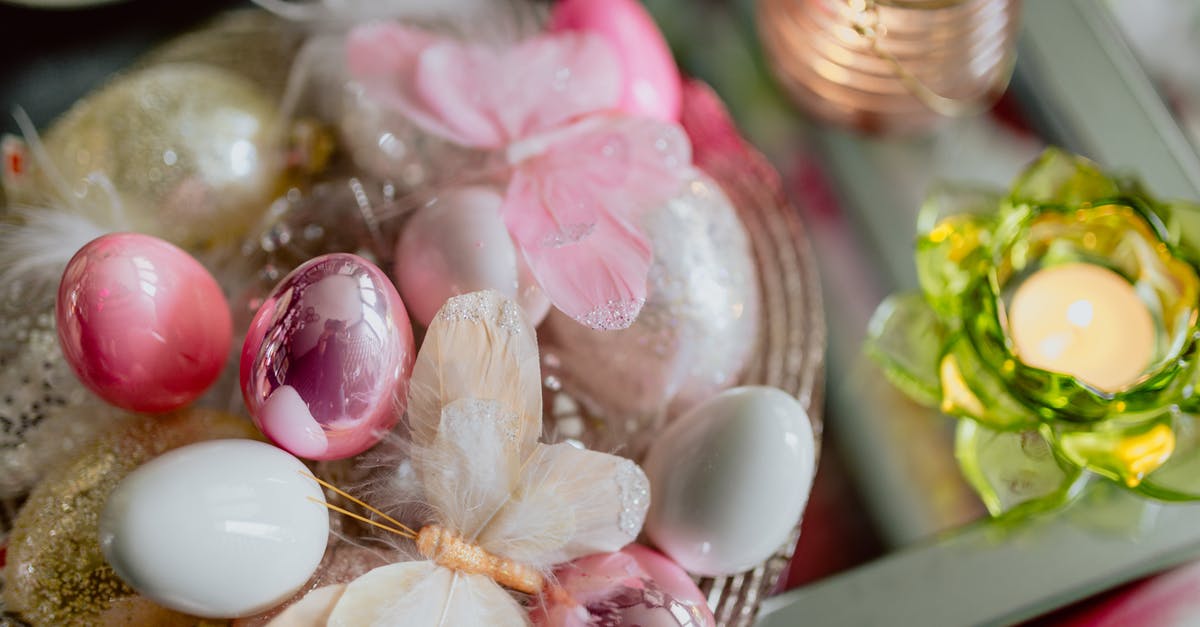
[550,0,682,122]
[56,233,232,413]
[240,253,414,460]
[394,186,550,329]
[534,544,715,627]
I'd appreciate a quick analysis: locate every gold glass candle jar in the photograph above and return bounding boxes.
[758,0,1021,134]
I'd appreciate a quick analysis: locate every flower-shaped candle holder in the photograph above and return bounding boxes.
[869,148,1200,517]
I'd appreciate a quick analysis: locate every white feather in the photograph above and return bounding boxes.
[0,207,111,305]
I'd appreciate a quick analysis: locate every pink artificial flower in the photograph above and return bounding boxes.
[346,23,692,329]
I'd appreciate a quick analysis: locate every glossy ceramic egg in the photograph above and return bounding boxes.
[56,232,232,413]
[642,386,816,577]
[241,253,414,460]
[535,544,715,627]
[394,186,550,327]
[99,439,330,618]
[1,408,261,625]
[549,0,682,121]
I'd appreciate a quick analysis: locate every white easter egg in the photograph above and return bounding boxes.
[99,439,330,618]
[642,386,816,577]
[394,186,550,327]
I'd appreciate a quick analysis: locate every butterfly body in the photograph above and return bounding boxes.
[416,524,543,595]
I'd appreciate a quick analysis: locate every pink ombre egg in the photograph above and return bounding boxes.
[240,253,414,460]
[534,544,714,627]
[56,233,232,413]
[550,0,682,122]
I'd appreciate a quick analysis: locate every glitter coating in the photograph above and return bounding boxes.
[542,172,760,452]
[616,459,650,538]
[437,291,524,336]
[1,409,259,625]
[40,63,282,248]
[416,525,543,595]
[0,298,121,499]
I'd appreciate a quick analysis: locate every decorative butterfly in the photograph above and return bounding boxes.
[345,24,693,330]
[272,290,651,626]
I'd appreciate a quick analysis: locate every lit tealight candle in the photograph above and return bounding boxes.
[1007,262,1154,392]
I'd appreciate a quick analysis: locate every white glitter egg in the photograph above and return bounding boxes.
[540,172,759,451]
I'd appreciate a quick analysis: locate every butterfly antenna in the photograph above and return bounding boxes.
[300,471,419,538]
[306,497,416,538]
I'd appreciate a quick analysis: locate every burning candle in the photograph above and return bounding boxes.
[1007,262,1154,392]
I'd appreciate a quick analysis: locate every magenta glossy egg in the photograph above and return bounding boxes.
[550,0,682,122]
[56,233,232,413]
[534,544,715,627]
[240,253,414,460]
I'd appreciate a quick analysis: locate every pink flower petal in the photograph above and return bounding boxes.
[501,116,690,329]
[346,23,623,148]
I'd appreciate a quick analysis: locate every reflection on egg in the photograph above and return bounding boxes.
[100,439,330,619]
[643,387,816,577]
[394,186,549,328]
[241,253,415,460]
[56,232,232,413]
[535,544,715,627]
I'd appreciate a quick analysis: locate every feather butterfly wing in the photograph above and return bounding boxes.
[501,115,692,328]
[406,290,542,539]
[345,22,621,149]
[327,563,526,627]
[346,24,694,329]
[474,442,650,569]
[292,292,648,626]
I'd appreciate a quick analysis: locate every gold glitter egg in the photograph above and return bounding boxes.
[541,173,760,455]
[1,408,261,625]
[39,63,284,249]
[138,9,305,100]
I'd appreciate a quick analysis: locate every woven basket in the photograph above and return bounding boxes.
[672,80,825,626]
[0,24,825,627]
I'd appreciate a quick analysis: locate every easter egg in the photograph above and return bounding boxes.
[241,253,415,460]
[39,64,283,248]
[541,173,759,453]
[56,232,233,413]
[1,408,260,625]
[642,387,816,576]
[535,544,715,627]
[550,0,682,121]
[394,186,550,327]
[235,542,390,627]
[100,439,329,618]
[0,294,124,498]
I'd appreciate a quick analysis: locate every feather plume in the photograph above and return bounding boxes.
[0,207,111,307]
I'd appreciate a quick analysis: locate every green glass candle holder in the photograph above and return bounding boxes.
[869,148,1200,517]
